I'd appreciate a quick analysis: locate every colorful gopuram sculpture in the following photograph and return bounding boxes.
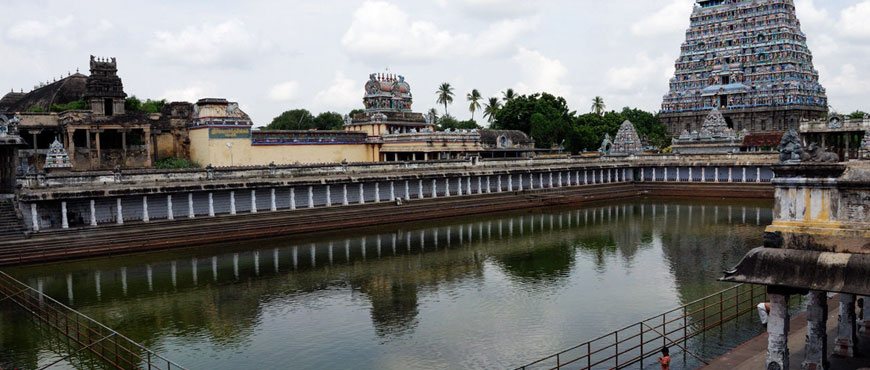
[660,0,827,136]
[671,108,745,154]
[44,138,72,169]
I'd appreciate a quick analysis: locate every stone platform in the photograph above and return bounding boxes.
[704,296,870,370]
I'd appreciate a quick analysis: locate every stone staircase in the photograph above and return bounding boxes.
[0,199,25,240]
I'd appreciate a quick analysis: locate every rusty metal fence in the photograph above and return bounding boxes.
[515,283,793,370]
[0,270,186,370]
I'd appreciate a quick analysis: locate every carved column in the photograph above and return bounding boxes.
[207,193,214,216]
[30,203,39,231]
[166,195,174,220]
[803,291,828,370]
[116,198,123,225]
[142,196,149,222]
[359,183,365,204]
[290,188,296,210]
[251,190,258,213]
[767,291,791,370]
[61,201,68,229]
[835,293,857,357]
[230,191,236,215]
[89,199,97,226]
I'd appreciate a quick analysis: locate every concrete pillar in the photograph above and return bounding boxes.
[142,196,149,222]
[89,200,97,226]
[230,191,237,215]
[308,186,314,208]
[466,177,471,195]
[477,177,482,194]
[728,167,733,183]
[359,183,365,204]
[767,292,791,370]
[375,182,381,202]
[270,188,277,211]
[715,167,720,182]
[497,176,502,192]
[432,179,438,198]
[208,193,215,216]
[549,172,554,188]
[757,167,762,183]
[652,168,656,181]
[701,167,706,182]
[509,175,514,191]
[167,195,174,220]
[486,176,491,193]
[663,167,667,182]
[30,203,39,231]
[61,201,69,229]
[290,188,297,209]
[418,180,424,199]
[803,291,828,370]
[405,180,411,200]
[742,167,747,183]
[639,168,644,182]
[325,185,331,206]
[584,170,588,185]
[342,185,349,206]
[389,181,395,200]
[835,293,857,357]
[689,167,693,182]
[116,198,123,225]
[251,190,258,213]
[188,193,195,218]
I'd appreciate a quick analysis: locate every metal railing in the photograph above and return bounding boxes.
[0,270,187,370]
[515,283,778,370]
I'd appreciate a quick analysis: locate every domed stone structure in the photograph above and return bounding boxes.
[600,121,643,156]
[672,108,743,154]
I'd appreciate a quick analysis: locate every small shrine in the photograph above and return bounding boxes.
[44,139,72,170]
[671,108,744,154]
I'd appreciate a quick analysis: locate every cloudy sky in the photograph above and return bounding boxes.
[1,0,868,126]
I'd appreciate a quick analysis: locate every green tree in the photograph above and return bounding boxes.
[483,97,501,125]
[438,115,481,131]
[26,105,46,113]
[312,112,345,130]
[591,96,606,117]
[427,108,439,123]
[467,89,482,121]
[125,96,142,112]
[50,99,89,112]
[348,109,364,119]
[502,88,516,102]
[436,83,454,115]
[265,109,314,130]
[125,96,166,113]
[848,110,868,119]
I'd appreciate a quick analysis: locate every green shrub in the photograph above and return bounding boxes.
[154,157,201,169]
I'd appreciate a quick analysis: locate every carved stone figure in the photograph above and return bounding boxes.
[805,143,839,163]
[778,129,805,163]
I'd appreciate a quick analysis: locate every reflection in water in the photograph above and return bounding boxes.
[0,198,773,370]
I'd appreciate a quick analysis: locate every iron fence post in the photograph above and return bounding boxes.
[557,353,561,369]
[683,306,688,347]
[639,322,644,369]
[587,342,591,370]
[615,331,619,368]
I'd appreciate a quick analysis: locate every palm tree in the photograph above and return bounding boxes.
[483,97,501,124]
[591,96,606,116]
[436,83,455,115]
[467,89,482,121]
[502,88,516,102]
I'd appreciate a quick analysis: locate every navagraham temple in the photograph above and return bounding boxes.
[1,1,870,369]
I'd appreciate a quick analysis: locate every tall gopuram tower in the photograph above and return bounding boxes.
[660,0,827,137]
[84,56,127,116]
[345,73,434,137]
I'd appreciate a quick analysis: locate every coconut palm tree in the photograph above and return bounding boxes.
[502,88,517,102]
[467,89,482,121]
[483,97,501,124]
[591,96,606,116]
[436,83,455,115]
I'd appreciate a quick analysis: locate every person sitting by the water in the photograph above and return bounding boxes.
[757,301,771,326]
[657,347,670,370]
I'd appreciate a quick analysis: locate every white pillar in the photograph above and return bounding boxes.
[342,185,349,205]
[701,167,706,182]
[486,176,491,193]
[639,168,644,182]
[477,177,482,194]
[189,193,196,218]
[466,177,471,195]
[565,171,570,186]
[61,201,69,229]
[689,167,693,182]
[728,167,733,183]
[652,168,656,182]
[405,180,411,200]
[142,196,149,222]
[549,172,554,188]
[389,181,395,200]
[540,173,544,188]
[375,182,381,202]
[444,179,450,197]
[30,203,39,231]
[767,292,791,370]
[663,167,667,182]
[325,185,331,206]
[270,188,277,211]
[715,167,720,182]
[584,170,588,184]
[116,198,123,225]
[757,167,761,183]
[456,178,462,195]
[432,179,438,198]
[742,167,747,183]
[251,190,258,213]
[208,193,215,216]
[230,191,237,215]
[167,195,174,220]
[418,180,424,199]
[508,175,514,191]
[359,183,365,204]
[290,188,296,210]
[497,176,502,192]
[89,200,97,226]
[308,186,314,208]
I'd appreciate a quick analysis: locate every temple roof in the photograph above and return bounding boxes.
[0,74,88,113]
[478,129,534,146]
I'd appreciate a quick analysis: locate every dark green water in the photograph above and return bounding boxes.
[0,198,775,369]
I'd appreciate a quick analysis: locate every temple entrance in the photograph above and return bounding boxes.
[719,95,728,108]
[0,146,17,194]
[104,98,114,116]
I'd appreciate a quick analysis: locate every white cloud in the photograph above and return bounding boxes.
[823,64,869,96]
[441,0,537,20]
[795,0,829,26]
[6,16,74,41]
[314,71,359,113]
[148,20,270,68]
[268,81,301,102]
[630,0,691,37]
[161,83,216,102]
[840,1,870,38]
[512,48,573,100]
[341,1,534,62]
[606,53,673,92]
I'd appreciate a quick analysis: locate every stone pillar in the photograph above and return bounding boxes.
[715,168,720,182]
[557,172,562,187]
[565,171,570,186]
[549,172,553,188]
[477,177,482,194]
[325,185,331,206]
[486,176,491,193]
[208,193,215,216]
[375,182,381,202]
[405,180,411,200]
[143,127,153,167]
[701,167,706,182]
[835,294,857,357]
[652,168,656,181]
[251,190,258,213]
[191,193,199,217]
[167,195,174,220]
[94,131,102,168]
[89,200,97,226]
[767,292,791,370]
[389,181,395,200]
[539,173,544,188]
[359,184,365,204]
[418,180,424,199]
[67,129,76,167]
[663,167,667,182]
[509,175,514,191]
[444,179,450,197]
[61,201,69,229]
[497,176,502,192]
[728,167,733,183]
[742,167,747,183]
[585,170,588,185]
[271,188,278,211]
[456,178,463,196]
[466,177,471,194]
[757,167,762,183]
[290,188,296,209]
[803,291,828,370]
[230,191,237,215]
[308,186,314,208]
[432,179,438,198]
[116,198,123,225]
[142,196,149,222]
[342,185,349,206]
[30,203,39,231]
[639,168,644,182]
[689,167,693,182]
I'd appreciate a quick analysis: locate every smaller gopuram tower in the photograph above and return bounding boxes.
[84,56,127,116]
[345,73,433,137]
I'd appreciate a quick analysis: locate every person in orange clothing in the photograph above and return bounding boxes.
[657,347,670,370]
